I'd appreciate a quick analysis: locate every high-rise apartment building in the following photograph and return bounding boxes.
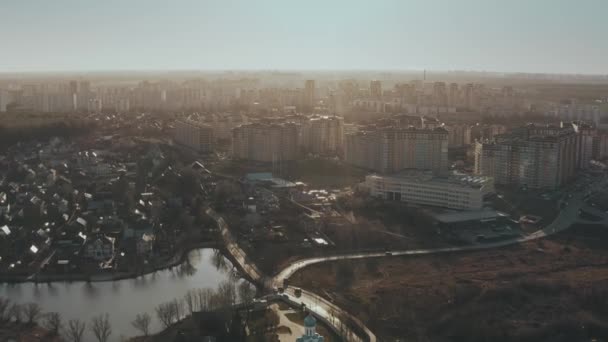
[345,127,448,174]
[554,102,601,126]
[594,133,608,160]
[299,115,344,155]
[232,123,299,162]
[201,113,249,141]
[0,89,11,112]
[370,80,382,100]
[174,119,214,152]
[448,83,459,107]
[77,81,92,111]
[303,80,315,112]
[571,122,596,169]
[447,124,472,148]
[433,82,448,107]
[474,125,577,189]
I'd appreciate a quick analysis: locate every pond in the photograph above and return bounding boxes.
[0,248,242,341]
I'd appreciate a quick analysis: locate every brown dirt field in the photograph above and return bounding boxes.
[291,224,608,342]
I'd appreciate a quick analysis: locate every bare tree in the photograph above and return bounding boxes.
[8,303,23,323]
[172,298,183,322]
[90,313,112,342]
[155,302,175,329]
[196,288,215,312]
[64,319,86,342]
[43,312,63,335]
[217,279,237,308]
[131,313,151,337]
[183,289,196,315]
[238,282,256,307]
[0,297,11,323]
[239,282,256,324]
[24,302,42,324]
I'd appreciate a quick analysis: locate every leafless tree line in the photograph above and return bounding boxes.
[154,279,256,330]
[0,297,111,342]
[0,280,256,341]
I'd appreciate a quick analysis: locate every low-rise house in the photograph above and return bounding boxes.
[84,235,115,261]
[0,225,11,237]
[136,233,155,256]
[76,217,87,229]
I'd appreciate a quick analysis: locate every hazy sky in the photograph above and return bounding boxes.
[1,0,606,74]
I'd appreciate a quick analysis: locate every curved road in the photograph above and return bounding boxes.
[211,174,606,342]
[270,174,608,341]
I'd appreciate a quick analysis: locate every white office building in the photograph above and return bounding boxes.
[365,171,494,210]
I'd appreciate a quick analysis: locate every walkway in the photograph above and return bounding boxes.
[206,208,265,283]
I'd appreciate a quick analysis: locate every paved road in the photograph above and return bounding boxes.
[281,287,373,342]
[271,174,608,342]
[206,208,265,283]
[207,207,371,341]
[212,174,607,342]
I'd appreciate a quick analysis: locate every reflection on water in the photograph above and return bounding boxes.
[0,249,237,342]
[212,249,229,272]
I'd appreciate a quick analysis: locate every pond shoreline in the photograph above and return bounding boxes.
[0,241,219,284]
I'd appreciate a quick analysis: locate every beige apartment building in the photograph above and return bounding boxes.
[232,123,299,162]
[174,119,214,152]
[474,125,577,189]
[299,115,344,155]
[447,123,472,148]
[345,127,449,174]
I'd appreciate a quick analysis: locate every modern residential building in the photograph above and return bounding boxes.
[299,115,344,155]
[474,125,577,189]
[345,127,449,174]
[232,122,299,162]
[433,82,448,107]
[572,122,596,169]
[447,124,472,148]
[554,102,601,126]
[201,113,249,141]
[365,170,494,210]
[303,80,315,111]
[370,80,382,100]
[0,89,10,112]
[594,132,608,160]
[174,119,214,152]
[471,124,507,141]
[392,114,424,128]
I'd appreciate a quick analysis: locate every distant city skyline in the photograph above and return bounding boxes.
[1,0,607,74]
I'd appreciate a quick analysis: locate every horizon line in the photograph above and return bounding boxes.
[0,68,607,77]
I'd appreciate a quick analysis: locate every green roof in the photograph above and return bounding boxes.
[304,314,316,327]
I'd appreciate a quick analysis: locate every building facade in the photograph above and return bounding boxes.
[447,124,472,148]
[474,125,577,189]
[345,127,449,174]
[232,123,299,162]
[174,119,215,152]
[366,171,493,210]
[299,115,344,155]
